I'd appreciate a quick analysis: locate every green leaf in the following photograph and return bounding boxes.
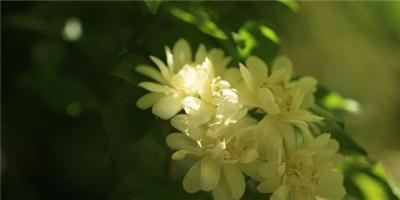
[232,21,280,61]
[316,112,367,157]
[277,0,300,12]
[341,161,400,200]
[170,7,228,40]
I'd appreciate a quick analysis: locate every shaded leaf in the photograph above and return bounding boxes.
[170,7,228,40]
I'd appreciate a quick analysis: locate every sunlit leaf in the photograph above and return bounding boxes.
[170,7,228,40]
[277,0,300,12]
[342,161,399,200]
[233,21,280,61]
[323,92,361,114]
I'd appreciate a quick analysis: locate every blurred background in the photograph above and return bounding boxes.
[2,1,400,200]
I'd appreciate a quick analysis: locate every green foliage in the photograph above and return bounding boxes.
[341,160,400,200]
[233,21,280,62]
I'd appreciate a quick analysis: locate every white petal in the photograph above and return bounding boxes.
[223,68,241,86]
[270,185,290,200]
[239,149,259,164]
[136,93,163,109]
[223,164,245,200]
[166,133,198,150]
[152,95,183,119]
[239,63,254,92]
[237,83,259,107]
[240,160,263,181]
[212,179,232,200]
[171,150,192,160]
[150,56,171,81]
[201,158,221,191]
[316,170,346,200]
[183,161,202,193]
[310,133,331,149]
[170,114,189,133]
[138,82,172,94]
[195,44,207,64]
[165,46,175,72]
[257,88,280,114]
[246,56,268,87]
[173,38,192,68]
[257,179,280,194]
[292,110,323,122]
[136,65,166,84]
[272,56,293,76]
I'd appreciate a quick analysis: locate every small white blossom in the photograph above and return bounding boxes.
[136,39,231,119]
[255,125,346,200]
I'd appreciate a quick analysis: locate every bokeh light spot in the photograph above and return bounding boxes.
[63,17,82,41]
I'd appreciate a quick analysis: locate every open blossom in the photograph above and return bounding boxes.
[136,39,231,119]
[136,39,346,200]
[166,116,258,200]
[238,56,322,140]
[255,117,346,200]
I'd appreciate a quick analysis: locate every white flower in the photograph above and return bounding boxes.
[136,39,232,119]
[166,116,259,200]
[256,127,346,200]
[238,56,322,139]
[238,56,281,114]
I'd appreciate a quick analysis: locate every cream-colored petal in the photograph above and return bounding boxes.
[166,133,198,150]
[208,48,230,76]
[237,83,258,107]
[223,68,241,86]
[164,46,175,72]
[138,82,172,94]
[171,150,201,160]
[183,161,202,193]
[136,65,166,84]
[150,56,171,81]
[239,63,255,92]
[195,44,207,64]
[270,185,290,200]
[292,110,323,122]
[239,149,259,164]
[240,160,263,181]
[201,158,221,191]
[257,179,280,194]
[272,56,293,76]
[291,90,305,112]
[152,95,183,119]
[315,170,346,200]
[183,97,214,125]
[170,114,189,133]
[136,93,163,109]
[310,133,331,149]
[212,178,232,200]
[173,38,192,68]
[257,88,280,115]
[223,164,245,200]
[258,162,278,179]
[246,56,268,87]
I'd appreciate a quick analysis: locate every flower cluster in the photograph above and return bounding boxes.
[136,39,346,200]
